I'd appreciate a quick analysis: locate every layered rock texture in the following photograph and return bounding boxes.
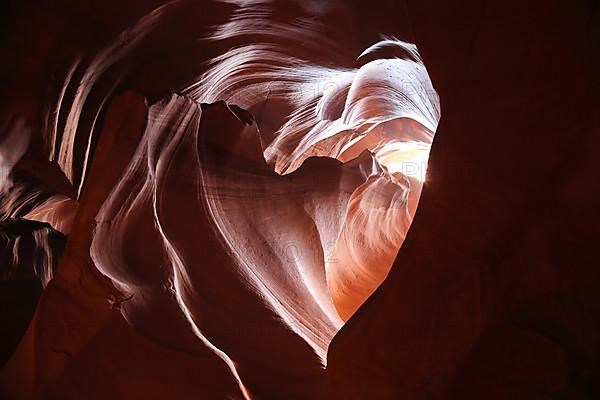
[1,1,598,399]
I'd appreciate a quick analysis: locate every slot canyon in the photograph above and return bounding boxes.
[0,1,599,399]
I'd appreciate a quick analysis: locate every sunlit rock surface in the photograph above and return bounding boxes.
[1,0,598,399]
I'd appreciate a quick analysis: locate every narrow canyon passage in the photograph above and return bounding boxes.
[1,1,598,399]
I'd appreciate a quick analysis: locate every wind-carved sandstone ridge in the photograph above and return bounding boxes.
[1,1,598,399]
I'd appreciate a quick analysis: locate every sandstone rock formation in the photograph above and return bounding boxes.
[0,1,598,399]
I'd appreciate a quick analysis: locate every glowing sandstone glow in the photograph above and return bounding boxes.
[182,28,440,322]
